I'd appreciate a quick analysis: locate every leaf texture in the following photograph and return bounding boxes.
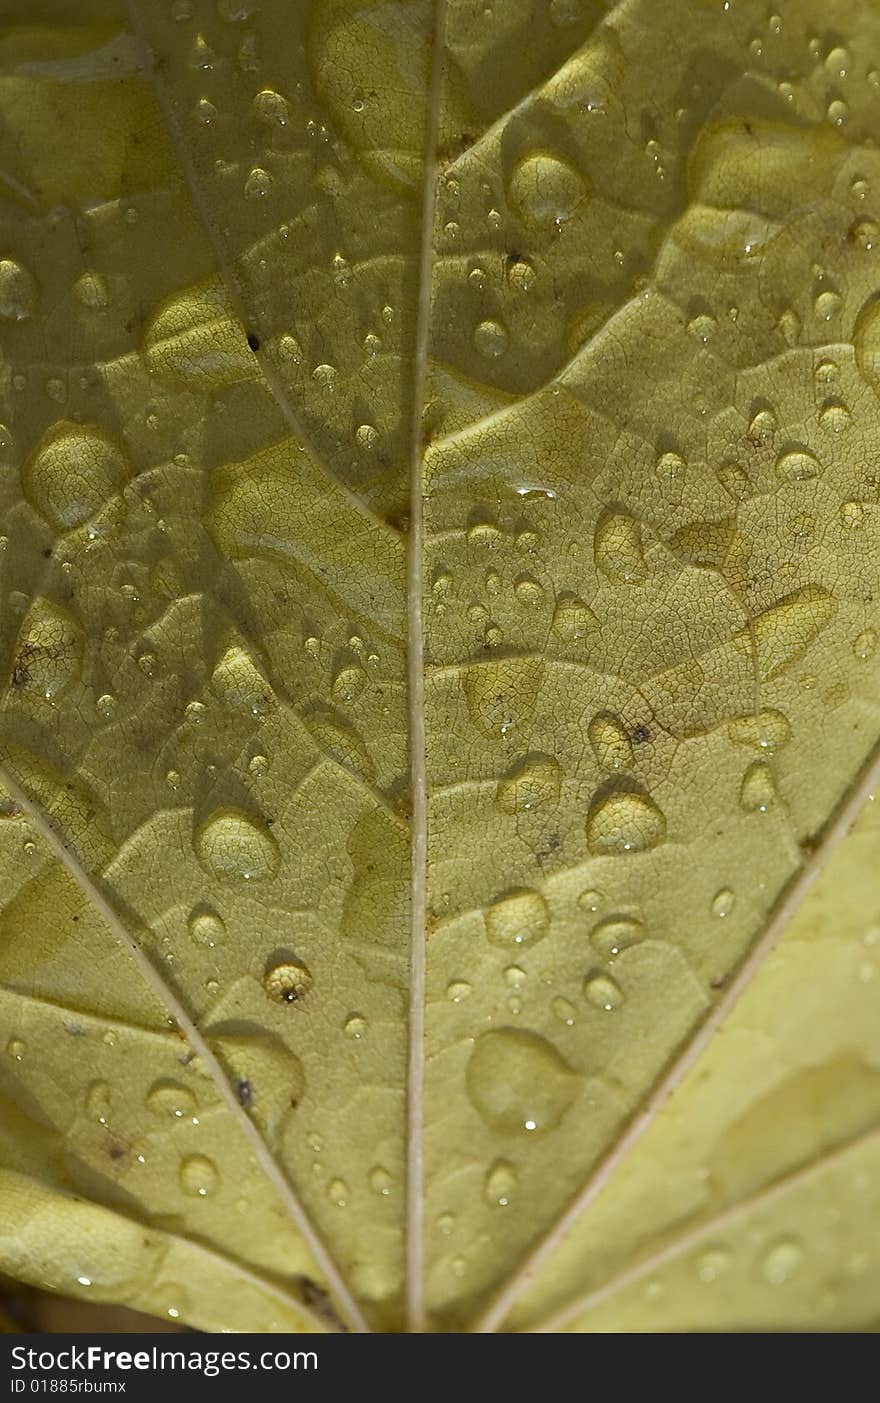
[1,0,880,1333]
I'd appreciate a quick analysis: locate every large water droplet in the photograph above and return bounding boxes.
[194,808,280,881]
[462,657,543,740]
[147,1080,197,1118]
[12,599,83,700]
[508,151,586,228]
[0,257,36,320]
[585,788,666,855]
[496,753,561,812]
[594,509,647,585]
[466,1028,576,1133]
[485,888,549,949]
[22,423,128,532]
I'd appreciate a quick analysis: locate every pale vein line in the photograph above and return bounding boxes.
[0,764,369,1335]
[405,0,447,1335]
[474,741,880,1333]
[532,1120,880,1333]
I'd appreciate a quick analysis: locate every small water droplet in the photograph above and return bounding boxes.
[485,888,549,949]
[761,1238,802,1285]
[194,807,280,881]
[484,1159,518,1206]
[712,888,735,918]
[466,1028,575,1134]
[179,1154,218,1197]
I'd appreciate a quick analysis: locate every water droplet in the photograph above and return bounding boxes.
[442,977,470,1005]
[818,399,851,432]
[761,1238,802,1285]
[244,166,273,199]
[343,1013,367,1039]
[369,1166,392,1196]
[194,807,280,881]
[496,753,561,813]
[552,995,575,1025]
[775,447,822,482]
[485,888,549,949]
[263,959,312,1005]
[840,500,865,529]
[752,586,836,679]
[73,271,109,310]
[853,628,877,661]
[589,914,642,959]
[855,294,880,390]
[6,1038,25,1061]
[12,599,82,700]
[507,258,535,291]
[466,1028,576,1134]
[179,1154,218,1197]
[508,151,586,228]
[211,642,272,714]
[585,788,666,855]
[473,319,508,358]
[327,1178,349,1207]
[815,289,841,320]
[740,761,775,813]
[727,708,791,752]
[0,258,36,320]
[583,972,624,1010]
[85,1081,111,1124]
[22,423,128,532]
[588,712,634,772]
[147,1080,197,1118]
[577,888,603,912]
[594,509,647,585]
[697,1248,731,1283]
[551,594,599,642]
[253,87,289,125]
[514,575,544,606]
[712,887,735,918]
[484,1160,518,1206]
[748,407,777,443]
[462,656,543,740]
[331,664,367,705]
[188,907,227,948]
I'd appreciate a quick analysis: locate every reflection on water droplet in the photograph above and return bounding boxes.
[188,906,227,948]
[179,1154,218,1197]
[485,888,549,949]
[466,1028,576,1133]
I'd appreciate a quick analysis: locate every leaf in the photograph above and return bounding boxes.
[1,0,880,1335]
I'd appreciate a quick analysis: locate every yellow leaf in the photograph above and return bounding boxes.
[1,0,880,1335]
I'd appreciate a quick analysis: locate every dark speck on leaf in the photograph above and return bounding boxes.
[246,332,260,352]
[236,1079,253,1108]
